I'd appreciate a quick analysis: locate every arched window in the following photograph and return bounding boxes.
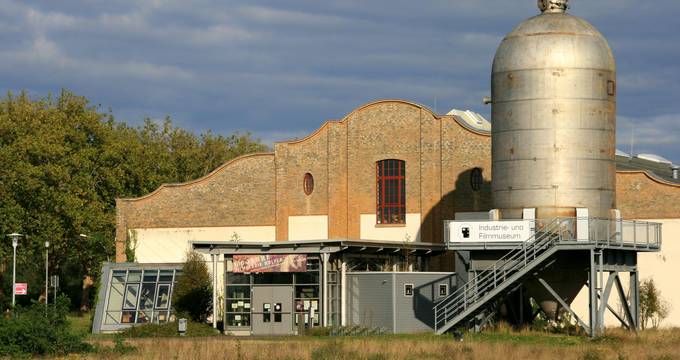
[376,159,405,224]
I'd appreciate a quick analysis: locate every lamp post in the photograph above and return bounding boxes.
[81,233,110,262]
[7,233,23,307]
[45,240,50,309]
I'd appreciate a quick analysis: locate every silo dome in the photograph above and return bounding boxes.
[491,0,617,219]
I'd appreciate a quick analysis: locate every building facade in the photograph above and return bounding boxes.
[95,99,680,334]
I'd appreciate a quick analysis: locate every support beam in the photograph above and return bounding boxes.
[614,274,637,333]
[630,270,640,330]
[595,286,630,330]
[538,278,590,336]
[598,272,616,334]
[588,250,598,337]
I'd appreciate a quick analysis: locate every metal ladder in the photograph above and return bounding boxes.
[434,218,572,334]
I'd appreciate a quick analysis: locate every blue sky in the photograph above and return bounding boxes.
[1,0,678,163]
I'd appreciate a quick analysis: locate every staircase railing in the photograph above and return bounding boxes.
[434,217,662,333]
[434,217,572,332]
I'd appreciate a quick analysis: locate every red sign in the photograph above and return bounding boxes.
[233,254,307,273]
[14,283,27,295]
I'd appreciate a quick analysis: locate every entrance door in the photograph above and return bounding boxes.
[251,286,293,335]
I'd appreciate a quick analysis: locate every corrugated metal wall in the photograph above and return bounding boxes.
[346,272,456,333]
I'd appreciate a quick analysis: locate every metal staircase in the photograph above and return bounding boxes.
[434,218,570,334]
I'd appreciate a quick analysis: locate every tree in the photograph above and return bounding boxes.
[639,278,671,329]
[0,90,267,312]
[172,251,213,322]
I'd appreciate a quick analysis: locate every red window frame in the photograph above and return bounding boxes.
[376,159,405,224]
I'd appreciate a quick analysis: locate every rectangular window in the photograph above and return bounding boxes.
[123,284,140,310]
[404,284,414,297]
[155,284,170,309]
[439,284,448,297]
[376,159,406,224]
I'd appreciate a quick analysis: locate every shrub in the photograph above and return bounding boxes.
[0,296,92,357]
[640,278,671,329]
[173,251,213,322]
[119,320,220,338]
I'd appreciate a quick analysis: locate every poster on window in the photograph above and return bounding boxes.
[232,254,307,273]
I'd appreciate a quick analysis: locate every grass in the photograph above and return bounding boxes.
[66,327,680,360]
[67,313,93,337]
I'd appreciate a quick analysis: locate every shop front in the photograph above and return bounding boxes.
[223,254,321,336]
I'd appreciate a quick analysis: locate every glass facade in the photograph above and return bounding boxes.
[225,256,321,331]
[103,268,181,326]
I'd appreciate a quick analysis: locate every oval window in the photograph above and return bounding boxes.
[303,173,314,195]
[470,168,483,192]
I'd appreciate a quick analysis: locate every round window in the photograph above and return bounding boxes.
[303,173,314,195]
[470,168,483,192]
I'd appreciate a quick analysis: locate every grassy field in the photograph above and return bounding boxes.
[61,327,680,360]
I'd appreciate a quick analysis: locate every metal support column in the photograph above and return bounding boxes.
[340,258,347,327]
[588,249,598,337]
[322,253,329,327]
[630,270,640,330]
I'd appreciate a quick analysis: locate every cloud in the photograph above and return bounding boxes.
[1,0,679,164]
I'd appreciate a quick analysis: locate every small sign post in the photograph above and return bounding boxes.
[14,283,27,296]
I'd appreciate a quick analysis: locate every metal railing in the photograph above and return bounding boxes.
[587,217,662,249]
[434,217,662,333]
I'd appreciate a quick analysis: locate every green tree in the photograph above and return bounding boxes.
[0,90,267,312]
[639,278,671,329]
[173,251,213,322]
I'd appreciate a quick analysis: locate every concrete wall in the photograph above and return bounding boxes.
[360,213,421,242]
[288,215,328,241]
[131,226,275,263]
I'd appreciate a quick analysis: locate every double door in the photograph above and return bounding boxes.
[251,286,293,335]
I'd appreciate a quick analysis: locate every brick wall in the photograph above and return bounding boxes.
[616,171,680,219]
[115,153,276,261]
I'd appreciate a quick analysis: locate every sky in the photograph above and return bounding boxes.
[1,0,679,163]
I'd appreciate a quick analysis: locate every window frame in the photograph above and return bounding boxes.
[376,159,406,224]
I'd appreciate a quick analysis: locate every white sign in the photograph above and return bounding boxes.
[449,220,534,243]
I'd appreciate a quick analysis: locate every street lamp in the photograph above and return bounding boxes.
[7,233,23,307]
[45,240,50,308]
[81,233,110,262]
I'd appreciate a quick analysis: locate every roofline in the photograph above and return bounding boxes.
[617,170,680,187]
[117,152,274,202]
[274,99,491,146]
[190,239,447,255]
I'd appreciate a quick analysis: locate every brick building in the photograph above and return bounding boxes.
[93,99,680,334]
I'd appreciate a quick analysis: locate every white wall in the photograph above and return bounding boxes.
[131,226,275,263]
[359,214,421,242]
[288,215,328,241]
[570,218,680,328]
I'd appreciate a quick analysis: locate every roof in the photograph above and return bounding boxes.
[190,239,447,256]
[616,154,679,184]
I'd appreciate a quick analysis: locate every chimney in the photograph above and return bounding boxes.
[673,165,679,180]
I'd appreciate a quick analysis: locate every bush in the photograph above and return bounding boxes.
[0,296,92,357]
[173,251,213,322]
[640,278,671,329]
[119,321,220,338]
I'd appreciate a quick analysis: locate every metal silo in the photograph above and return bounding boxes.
[491,0,617,219]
